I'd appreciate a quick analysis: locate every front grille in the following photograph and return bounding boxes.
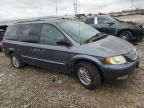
[125,48,137,61]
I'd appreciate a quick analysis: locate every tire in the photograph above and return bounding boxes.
[76,61,101,89]
[118,30,133,42]
[137,35,144,42]
[0,48,2,52]
[10,53,24,69]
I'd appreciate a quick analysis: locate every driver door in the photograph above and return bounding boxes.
[96,17,116,35]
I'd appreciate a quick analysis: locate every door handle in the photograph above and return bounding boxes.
[31,48,37,52]
[37,49,45,53]
[31,48,45,52]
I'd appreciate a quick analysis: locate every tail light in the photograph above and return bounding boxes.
[0,40,3,48]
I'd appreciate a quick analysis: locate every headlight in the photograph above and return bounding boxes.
[105,56,126,64]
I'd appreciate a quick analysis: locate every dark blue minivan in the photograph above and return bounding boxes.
[3,18,139,89]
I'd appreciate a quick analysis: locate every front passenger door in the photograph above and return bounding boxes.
[36,24,70,71]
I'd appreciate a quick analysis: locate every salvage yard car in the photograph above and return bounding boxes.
[3,18,140,89]
[0,29,5,52]
[84,15,144,42]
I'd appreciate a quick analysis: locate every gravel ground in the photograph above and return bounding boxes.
[0,16,144,108]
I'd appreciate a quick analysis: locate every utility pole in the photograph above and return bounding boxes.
[74,0,78,16]
[131,0,134,10]
[74,2,76,16]
[56,0,58,16]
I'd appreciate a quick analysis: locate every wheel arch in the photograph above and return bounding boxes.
[70,56,104,80]
[117,29,134,36]
[8,48,16,56]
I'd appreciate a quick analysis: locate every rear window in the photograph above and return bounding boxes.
[5,24,41,43]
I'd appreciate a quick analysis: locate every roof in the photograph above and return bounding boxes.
[0,16,74,26]
[86,15,111,19]
[11,18,73,26]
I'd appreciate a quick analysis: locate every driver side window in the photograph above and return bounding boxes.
[97,17,110,24]
[40,24,65,45]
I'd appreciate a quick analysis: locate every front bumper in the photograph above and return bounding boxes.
[134,29,144,40]
[101,58,140,80]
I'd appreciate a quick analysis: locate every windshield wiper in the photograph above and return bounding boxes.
[85,32,107,43]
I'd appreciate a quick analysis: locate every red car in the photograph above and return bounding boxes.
[0,40,3,52]
[0,29,5,52]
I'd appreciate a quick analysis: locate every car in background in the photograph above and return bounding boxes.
[83,15,144,42]
[3,18,139,89]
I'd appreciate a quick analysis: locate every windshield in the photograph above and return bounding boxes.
[113,17,122,22]
[105,16,119,23]
[57,21,100,43]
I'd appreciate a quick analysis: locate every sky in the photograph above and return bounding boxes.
[0,0,144,21]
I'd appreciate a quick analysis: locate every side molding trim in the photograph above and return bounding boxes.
[22,55,65,65]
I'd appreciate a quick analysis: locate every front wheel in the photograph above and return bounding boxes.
[119,30,133,42]
[76,61,101,89]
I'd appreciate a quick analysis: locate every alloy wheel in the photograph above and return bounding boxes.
[78,66,92,86]
[12,56,19,68]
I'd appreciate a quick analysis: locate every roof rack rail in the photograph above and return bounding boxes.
[15,17,61,24]
[16,19,42,23]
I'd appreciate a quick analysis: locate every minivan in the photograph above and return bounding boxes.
[3,18,140,89]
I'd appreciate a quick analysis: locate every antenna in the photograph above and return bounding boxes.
[78,0,81,44]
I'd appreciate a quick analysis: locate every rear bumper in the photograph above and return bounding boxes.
[101,58,140,80]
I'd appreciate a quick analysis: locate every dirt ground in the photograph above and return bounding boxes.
[117,15,144,24]
[0,16,144,108]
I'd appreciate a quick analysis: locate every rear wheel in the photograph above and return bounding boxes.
[10,53,24,69]
[76,61,101,89]
[119,30,133,42]
[0,48,2,52]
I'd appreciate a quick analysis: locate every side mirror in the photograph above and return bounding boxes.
[56,38,72,47]
[107,22,115,25]
[103,20,115,25]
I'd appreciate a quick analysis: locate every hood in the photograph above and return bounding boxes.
[125,21,143,26]
[127,22,144,29]
[81,35,133,57]
[120,21,143,29]
[120,21,136,26]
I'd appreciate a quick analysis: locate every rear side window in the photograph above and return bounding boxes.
[4,25,19,41]
[84,18,94,24]
[18,24,41,43]
[5,24,41,43]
